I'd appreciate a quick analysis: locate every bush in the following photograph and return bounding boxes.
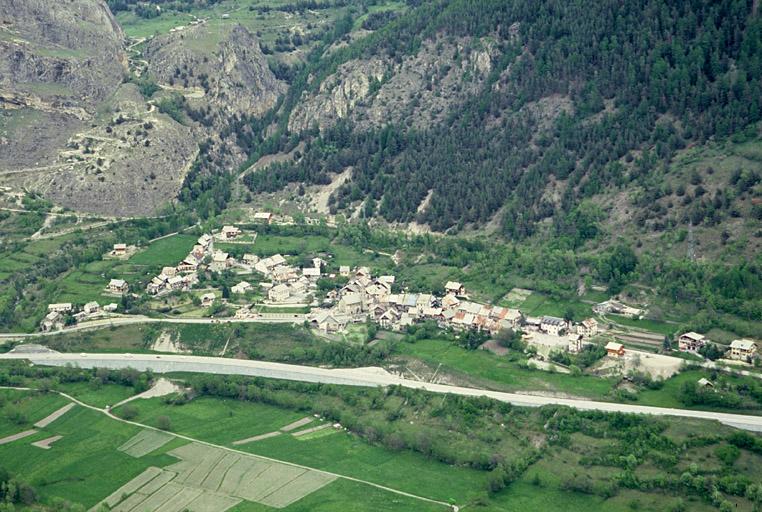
[119,405,138,420]
[156,415,172,431]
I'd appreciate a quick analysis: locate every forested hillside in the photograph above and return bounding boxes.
[243,0,762,242]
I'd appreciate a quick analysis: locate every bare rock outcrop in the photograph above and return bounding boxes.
[288,37,497,133]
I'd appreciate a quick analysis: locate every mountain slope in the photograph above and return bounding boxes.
[243,0,762,255]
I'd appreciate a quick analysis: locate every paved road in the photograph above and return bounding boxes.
[2,351,762,432]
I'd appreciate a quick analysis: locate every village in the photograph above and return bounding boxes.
[41,222,761,374]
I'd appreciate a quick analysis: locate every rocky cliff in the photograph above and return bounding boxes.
[0,0,126,108]
[288,37,496,133]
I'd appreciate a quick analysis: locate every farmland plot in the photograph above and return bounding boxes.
[119,429,174,457]
[96,442,337,511]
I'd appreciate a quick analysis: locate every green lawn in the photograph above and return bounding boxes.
[113,396,307,445]
[55,382,138,409]
[0,390,71,437]
[129,233,197,266]
[239,425,490,505]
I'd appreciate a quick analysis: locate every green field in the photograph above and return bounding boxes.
[0,390,447,512]
[129,234,197,266]
[397,338,616,399]
[113,396,307,445]
[243,428,489,505]
[0,392,182,508]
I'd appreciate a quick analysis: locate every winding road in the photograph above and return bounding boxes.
[3,351,762,432]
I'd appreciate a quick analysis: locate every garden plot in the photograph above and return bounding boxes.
[119,429,174,457]
[0,429,37,445]
[169,442,337,507]
[503,287,532,305]
[34,402,75,428]
[31,434,63,449]
[279,416,314,432]
[94,442,337,511]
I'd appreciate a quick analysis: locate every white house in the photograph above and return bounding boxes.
[678,332,707,352]
[232,281,252,295]
[540,316,568,336]
[201,293,216,307]
[220,225,241,240]
[729,339,758,361]
[445,281,465,296]
[48,303,73,313]
[268,283,290,302]
[210,251,231,272]
[108,279,129,294]
[83,301,100,315]
[338,292,364,315]
[578,318,598,338]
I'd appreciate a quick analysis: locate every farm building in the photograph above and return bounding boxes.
[678,332,707,352]
[253,212,273,224]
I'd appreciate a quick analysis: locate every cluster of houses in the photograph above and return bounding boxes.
[41,301,118,332]
[307,269,602,352]
[146,234,213,296]
[677,331,759,361]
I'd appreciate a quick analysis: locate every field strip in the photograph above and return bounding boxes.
[279,416,313,432]
[119,429,174,457]
[292,423,331,436]
[217,457,259,495]
[185,491,241,512]
[34,403,75,428]
[139,469,177,495]
[92,466,163,510]
[31,434,62,449]
[237,465,306,502]
[201,452,240,491]
[2,387,458,511]
[155,487,203,512]
[232,431,281,445]
[260,471,338,508]
[0,429,37,445]
[131,481,184,512]
[111,489,149,512]
[184,451,226,486]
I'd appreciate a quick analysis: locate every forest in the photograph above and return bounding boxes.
[243,0,762,237]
